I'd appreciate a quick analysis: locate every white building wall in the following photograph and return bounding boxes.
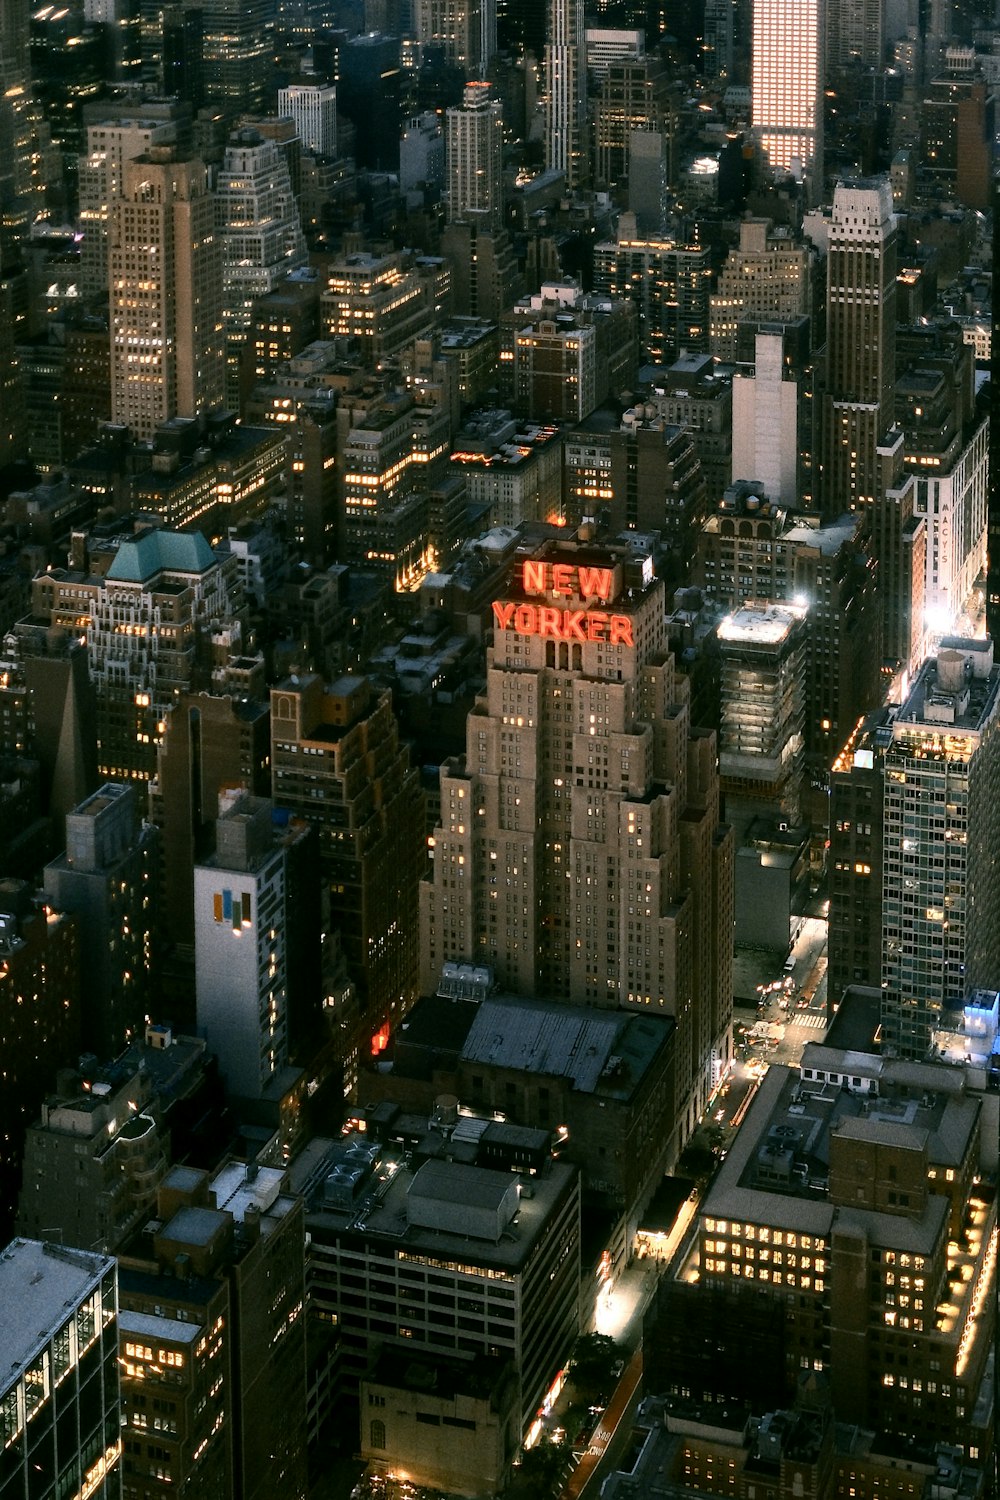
[194,849,288,1099]
[731,332,799,503]
[915,417,988,627]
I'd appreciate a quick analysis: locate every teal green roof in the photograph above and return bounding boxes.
[106,530,217,582]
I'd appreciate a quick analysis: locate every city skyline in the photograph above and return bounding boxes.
[0,2,998,1499]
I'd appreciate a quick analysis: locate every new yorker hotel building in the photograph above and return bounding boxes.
[420,535,734,1155]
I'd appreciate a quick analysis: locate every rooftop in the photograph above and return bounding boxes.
[0,1239,114,1386]
[106,529,217,583]
[698,1060,979,1249]
[119,1307,202,1345]
[718,603,806,646]
[305,1143,576,1274]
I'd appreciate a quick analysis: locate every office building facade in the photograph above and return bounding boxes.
[43,783,157,1059]
[419,533,734,1154]
[544,0,587,188]
[881,638,1000,1059]
[0,1240,121,1500]
[823,178,897,517]
[648,1056,996,1477]
[751,0,824,196]
[270,673,424,1088]
[110,149,224,443]
[446,83,503,233]
[277,84,336,158]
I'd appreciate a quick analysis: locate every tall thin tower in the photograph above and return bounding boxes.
[544,0,587,189]
[110,146,224,441]
[823,177,897,515]
[751,0,824,198]
[446,82,503,232]
[987,173,1000,643]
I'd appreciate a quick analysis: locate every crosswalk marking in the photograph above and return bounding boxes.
[790,1013,827,1031]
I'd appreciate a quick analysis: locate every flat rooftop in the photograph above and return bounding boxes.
[306,1148,576,1275]
[698,1062,977,1249]
[0,1240,113,1382]
[119,1307,202,1345]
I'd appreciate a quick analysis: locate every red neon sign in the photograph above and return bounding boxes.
[522,560,615,602]
[492,600,634,646]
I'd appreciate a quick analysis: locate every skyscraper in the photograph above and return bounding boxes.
[270,673,424,1090]
[751,0,824,197]
[194,790,301,1102]
[446,82,503,232]
[823,178,897,516]
[43,782,158,1060]
[826,0,883,72]
[987,175,1000,642]
[216,127,306,409]
[544,0,587,189]
[200,0,273,116]
[110,147,224,441]
[0,1241,122,1500]
[414,0,496,76]
[277,83,337,158]
[881,638,1000,1059]
[76,99,187,298]
[419,533,734,1156]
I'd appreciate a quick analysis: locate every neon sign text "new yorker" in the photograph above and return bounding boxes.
[491,560,633,646]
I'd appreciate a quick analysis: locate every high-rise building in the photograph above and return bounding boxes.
[0,880,81,1240]
[828,707,889,1003]
[320,250,434,368]
[0,0,51,261]
[826,0,883,72]
[194,789,314,1103]
[216,128,306,410]
[118,1161,308,1500]
[593,225,710,366]
[200,0,273,116]
[451,409,563,528]
[563,409,708,583]
[335,384,450,587]
[647,1055,996,1475]
[921,64,994,212]
[731,330,807,506]
[43,782,158,1059]
[31,528,247,783]
[544,0,588,189]
[500,279,638,422]
[823,178,896,517]
[17,1054,168,1251]
[717,604,808,828]
[695,487,879,765]
[414,0,496,75]
[703,0,735,78]
[110,147,224,443]
[270,673,424,1089]
[895,367,988,634]
[880,637,1000,1059]
[298,1136,580,1444]
[419,533,734,1155]
[76,101,186,299]
[751,0,824,197]
[446,82,503,232]
[151,688,271,953]
[591,56,676,193]
[0,1241,121,1500]
[277,83,337,158]
[400,111,444,197]
[709,219,813,364]
[989,177,1000,643]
